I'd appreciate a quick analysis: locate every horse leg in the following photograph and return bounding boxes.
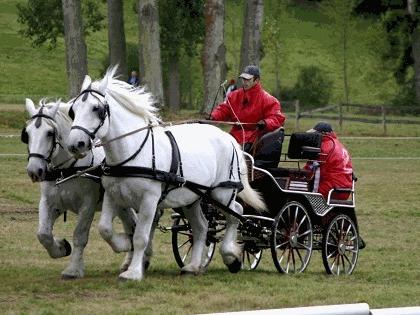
[98,194,132,253]
[119,194,160,281]
[218,199,243,273]
[144,208,163,271]
[117,208,136,272]
[181,201,208,275]
[37,198,71,259]
[61,202,95,279]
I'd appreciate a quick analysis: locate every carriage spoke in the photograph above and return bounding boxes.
[178,239,191,250]
[297,215,307,230]
[298,229,311,238]
[291,248,296,272]
[181,244,192,262]
[327,249,338,259]
[295,248,304,266]
[276,240,289,250]
[297,241,311,251]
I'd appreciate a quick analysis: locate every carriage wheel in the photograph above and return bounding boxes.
[242,246,262,271]
[270,201,313,274]
[171,217,216,269]
[322,214,359,275]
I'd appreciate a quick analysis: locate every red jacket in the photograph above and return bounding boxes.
[211,83,286,144]
[306,133,353,199]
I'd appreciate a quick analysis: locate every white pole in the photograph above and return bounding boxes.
[370,307,420,315]
[202,303,370,315]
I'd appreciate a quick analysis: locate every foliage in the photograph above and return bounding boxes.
[290,65,333,108]
[17,0,105,49]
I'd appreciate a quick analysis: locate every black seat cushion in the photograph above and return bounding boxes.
[287,132,322,160]
[253,128,284,168]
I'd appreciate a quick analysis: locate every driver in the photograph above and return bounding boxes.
[210,65,286,153]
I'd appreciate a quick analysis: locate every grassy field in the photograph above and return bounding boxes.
[0,0,399,107]
[1,113,420,314]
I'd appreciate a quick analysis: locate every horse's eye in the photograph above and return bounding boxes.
[47,131,54,137]
[92,106,99,112]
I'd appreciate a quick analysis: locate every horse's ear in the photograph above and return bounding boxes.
[48,100,60,118]
[81,75,92,91]
[25,98,36,117]
[99,74,109,93]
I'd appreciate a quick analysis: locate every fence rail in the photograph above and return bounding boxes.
[292,101,420,135]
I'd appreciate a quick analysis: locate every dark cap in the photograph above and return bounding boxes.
[308,121,333,133]
[239,65,260,80]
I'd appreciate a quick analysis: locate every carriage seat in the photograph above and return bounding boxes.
[253,127,284,168]
[267,132,322,191]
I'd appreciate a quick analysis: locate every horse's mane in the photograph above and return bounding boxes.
[93,67,161,124]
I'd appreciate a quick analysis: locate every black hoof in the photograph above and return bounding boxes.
[180,269,199,276]
[144,261,150,272]
[63,238,72,257]
[61,274,78,280]
[227,259,241,273]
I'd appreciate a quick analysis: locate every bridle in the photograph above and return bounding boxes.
[21,110,62,164]
[69,89,110,140]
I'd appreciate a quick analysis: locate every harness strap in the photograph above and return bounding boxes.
[45,166,103,182]
[102,165,186,187]
[158,130,184,203]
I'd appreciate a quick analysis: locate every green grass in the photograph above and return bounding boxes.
[1,120,420,313]
[0,0,401,107]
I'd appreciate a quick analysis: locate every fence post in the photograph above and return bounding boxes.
[381,106,387,135]
[339,102,343,131]
[294,99,300,130]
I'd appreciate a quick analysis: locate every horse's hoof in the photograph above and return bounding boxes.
[118,270,143,281]
[63,238,72,257]
[227,259,242,273]
[61,273,78,280]
[180,268,200,276]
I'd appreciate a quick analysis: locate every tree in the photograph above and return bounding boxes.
[107,0,127,80]
[408,0,420,104]
[263,0,289,98]
[138,0,164,106]
[61,0,88,97]
[201,0,226,114]
[320,0,358,105]
[239,0,264,75]
[160,0,204,110]
[17,0,104,97]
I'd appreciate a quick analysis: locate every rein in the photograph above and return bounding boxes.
[94,119,258,148]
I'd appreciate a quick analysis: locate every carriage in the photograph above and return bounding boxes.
[62,68,365,280]
[169,129,365,275]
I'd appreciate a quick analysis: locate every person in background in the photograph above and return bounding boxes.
[305,122,353,200]
[127,70,139,87]
[211,65,286,152]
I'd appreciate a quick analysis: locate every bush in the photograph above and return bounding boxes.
[291,65,333,109]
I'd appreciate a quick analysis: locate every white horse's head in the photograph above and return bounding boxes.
[22,98,62,182]
[67,67,159,158]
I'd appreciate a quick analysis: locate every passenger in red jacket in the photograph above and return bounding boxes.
[211,65,286,152]
[305,122,353,200]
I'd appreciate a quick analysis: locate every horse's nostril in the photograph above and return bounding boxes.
[77,141,85,148]
[37,168,43,177]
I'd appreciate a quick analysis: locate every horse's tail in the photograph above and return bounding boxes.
[237,154,267,212]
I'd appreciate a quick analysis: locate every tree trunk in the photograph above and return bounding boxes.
[201,0,226,114]
[138,0,164,106]
[239,0,264,74]
[167,55,180,111]
[61,0,88,98]
[408,0,420,104]
[107,0,127,80]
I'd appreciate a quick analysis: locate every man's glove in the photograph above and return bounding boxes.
[256,120,266,130]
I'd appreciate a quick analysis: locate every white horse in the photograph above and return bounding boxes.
[66,68,266,281]
[22,98,135,278]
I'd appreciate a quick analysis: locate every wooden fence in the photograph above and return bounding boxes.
[290,101,420,135]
